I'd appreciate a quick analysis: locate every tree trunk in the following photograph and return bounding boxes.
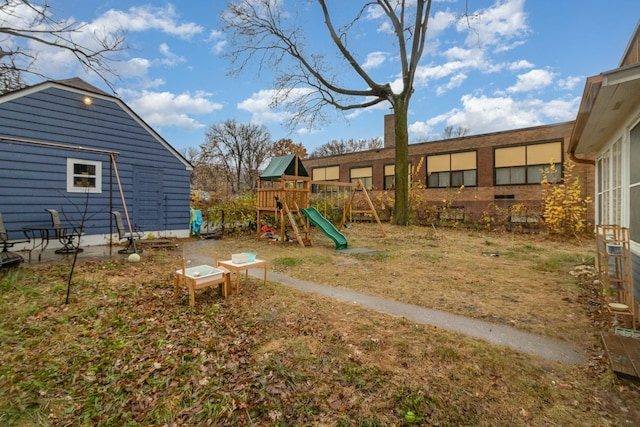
[392,102,410,226]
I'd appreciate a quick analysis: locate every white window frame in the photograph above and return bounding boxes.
[66,158,102,193]
[628,118,640,252]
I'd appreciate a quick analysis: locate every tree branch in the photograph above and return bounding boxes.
[0,0,126,93]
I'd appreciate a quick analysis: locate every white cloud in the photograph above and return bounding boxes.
[459,0,528,50]
[362,51,388,70]
[237,89,276,114]
[295,127,319,136]
[6,2,205,86]
[507,69,555,93]
[539,97,581,121]
[558,76,583,91]
[237,88,314,124]
[118,57,152,78]
[413,60,467,87]
[208,29,227,54]
[432,92,581,138]
[436,72,468,95]
[429,10,457,36]
[509,60,534,70]
[208,29,224,40]
[408,121,434,141]
[443,94,541,135]
[213,40,227,54]
[159,43,187,66]
[121,89,223,131]
[95,5,203,39]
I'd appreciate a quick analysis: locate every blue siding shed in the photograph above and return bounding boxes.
[0,78,192,245]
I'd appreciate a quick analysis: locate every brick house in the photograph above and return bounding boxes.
[303,116,594,226]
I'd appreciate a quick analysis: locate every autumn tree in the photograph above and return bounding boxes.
[0,0,126,94]
[200,119,273,193]
[309,137,383,158]
[271,138,308,158]
[220,0,436,225]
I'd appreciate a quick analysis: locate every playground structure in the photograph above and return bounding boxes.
[257,155,385,248]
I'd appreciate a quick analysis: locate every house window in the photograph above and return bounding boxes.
[66,158,102,193]
[495,142,562,185]
[312,166,339,193]
[427,151,476,188]
[350,166,372,190]
[596,138,622,226]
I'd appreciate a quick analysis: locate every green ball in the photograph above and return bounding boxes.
[405,411,416,421]
[128,253,141,262]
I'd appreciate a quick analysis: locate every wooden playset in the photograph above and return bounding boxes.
[256,155,385,248]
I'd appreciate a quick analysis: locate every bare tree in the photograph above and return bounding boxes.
[310,137,383,158]
[0,0,126,93]
[442,125,470,139]
[200,120,273,193]
[183,145,237,197]
[221,0,435,225]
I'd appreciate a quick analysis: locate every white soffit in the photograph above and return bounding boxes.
[578,65,640,153]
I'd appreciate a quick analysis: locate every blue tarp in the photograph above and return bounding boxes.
[190,209,202,235]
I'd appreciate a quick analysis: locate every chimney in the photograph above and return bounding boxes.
[384,113,395,148]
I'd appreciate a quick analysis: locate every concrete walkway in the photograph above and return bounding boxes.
[24,244,586,365]
[248,269,587,365]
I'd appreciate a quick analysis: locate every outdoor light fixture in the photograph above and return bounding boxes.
[83,96,93,105]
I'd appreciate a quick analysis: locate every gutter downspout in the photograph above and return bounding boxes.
[569,150,595,165]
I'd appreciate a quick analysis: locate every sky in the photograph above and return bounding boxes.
[9,0,640,154]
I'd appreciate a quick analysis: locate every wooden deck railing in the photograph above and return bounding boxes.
[257,187,309,212]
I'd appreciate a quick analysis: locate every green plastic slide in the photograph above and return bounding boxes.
[300,207,348,250]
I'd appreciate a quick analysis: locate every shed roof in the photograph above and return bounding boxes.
[260,154,309,179]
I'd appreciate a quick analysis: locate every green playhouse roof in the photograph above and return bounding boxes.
[260,154,309,179]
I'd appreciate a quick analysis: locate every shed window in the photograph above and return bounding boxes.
[66,158,102,193]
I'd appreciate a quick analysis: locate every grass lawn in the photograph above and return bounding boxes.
[1,223,638,426]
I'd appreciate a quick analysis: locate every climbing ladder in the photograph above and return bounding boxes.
[279,201,313,247]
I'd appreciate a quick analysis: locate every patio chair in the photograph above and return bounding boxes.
[111,211,143,254]
[0,212,29,267]
[45,209,83,254]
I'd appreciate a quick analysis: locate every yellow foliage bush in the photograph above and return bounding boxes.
[540,160,592,236]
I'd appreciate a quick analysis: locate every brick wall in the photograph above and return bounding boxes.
[303,120,595,225]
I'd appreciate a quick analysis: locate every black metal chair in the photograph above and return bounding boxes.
[45,209,83,254]
[0,212,29,267]
[111,211,143,254]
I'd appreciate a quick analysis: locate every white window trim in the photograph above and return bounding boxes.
[628,116,640,253]
[66,158,102,193]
